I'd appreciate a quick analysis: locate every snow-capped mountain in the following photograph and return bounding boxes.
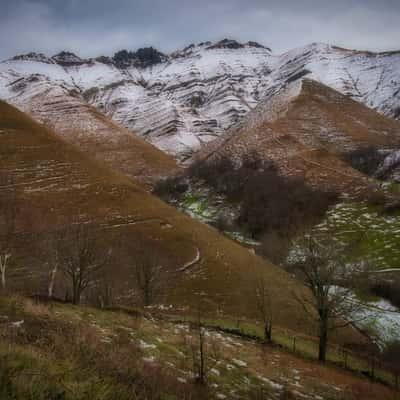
[0,39,399,160]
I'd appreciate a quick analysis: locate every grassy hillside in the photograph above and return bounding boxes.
[0,295,396,400]
[275,79,400,152]
[195,79,400,197]
[7,84,179,187]
[0,99,362,344]
[312,200,400,271]
[158,80,400,261]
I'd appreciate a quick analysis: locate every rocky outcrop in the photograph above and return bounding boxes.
[12,52,54,64]
[205,39,271,51]
[207,38,245,50]
[113,47,167,68]
[52,51,86,66]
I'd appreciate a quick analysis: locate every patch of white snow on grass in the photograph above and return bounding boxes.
[232,358,247,367]
[139,339,157,350]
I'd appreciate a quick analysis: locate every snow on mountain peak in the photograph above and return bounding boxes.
[0,41,399,160]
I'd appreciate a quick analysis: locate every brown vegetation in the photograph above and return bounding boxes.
[8,86,179,187]
[0,99,339,341]
[1,295,395,400]
[195,80,400,198]
[187,153,337,243]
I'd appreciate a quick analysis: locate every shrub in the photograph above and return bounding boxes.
[369,280,400,308]
[153,175,189,200]
[188,154,337,241]
[345,147,385,176]
[238,170,335,238]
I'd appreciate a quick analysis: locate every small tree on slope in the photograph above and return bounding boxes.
[253,275,274,342]
[288,235,368,362]
[185,302,219,385]
[131,247,172,307]
[58,222,107,305]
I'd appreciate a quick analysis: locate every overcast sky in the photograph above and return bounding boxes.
[1,0,399,60]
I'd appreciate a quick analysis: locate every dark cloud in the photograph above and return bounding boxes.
[1,0,399,60]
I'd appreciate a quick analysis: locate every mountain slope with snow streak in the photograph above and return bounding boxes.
[195,79,400,195]
[0,40,399,160]
[0,65,179,187]
[0,99,326,336]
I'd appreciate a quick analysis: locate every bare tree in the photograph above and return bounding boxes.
[253,275,274,342]
[132,249,167,307]
[0,178,18,291]
[58,222,107,305]
[186,304,219,385]
[288,235,367,362]
[91,272,117,309]
[191,319,207,385]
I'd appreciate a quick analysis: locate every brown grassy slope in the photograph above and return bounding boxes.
[0,99,365,345]
[7,81,179,187]
[275,79,400,153]
[196,79,400,196]
[0,295,395,400]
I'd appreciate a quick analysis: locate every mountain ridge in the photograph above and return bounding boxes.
[7,39,400,66]
[7,39,272,65]
[1,39,399,160]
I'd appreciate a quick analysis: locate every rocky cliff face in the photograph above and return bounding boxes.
[113,47,167,68]
[1,40,399,160]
